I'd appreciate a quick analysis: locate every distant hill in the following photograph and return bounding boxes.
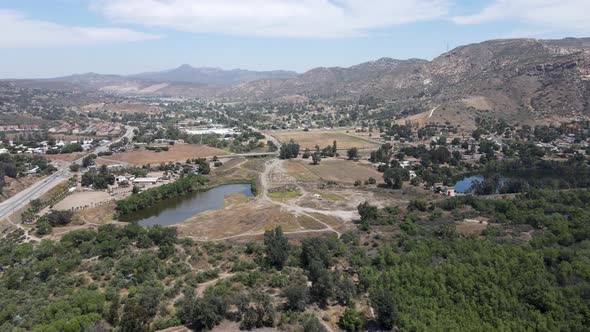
[129,64,298,85]
[224,37,590,123]
[4,37,590,124]
[11,72,222,98]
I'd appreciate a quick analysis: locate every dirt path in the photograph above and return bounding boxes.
[196,273,235,296]
[96,157,132,166]
[185,158,355,242]
[260,159,357,238]
[428,106,438,118]
[171,272,235,304]
[7,219,41,243]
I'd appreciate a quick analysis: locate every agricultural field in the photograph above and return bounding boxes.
[108,144,226,165]
[270,129,380,150]
[284,159,383,185]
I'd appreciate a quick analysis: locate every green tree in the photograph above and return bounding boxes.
[347,147,359,160]
[264,226,290,269]
[35,220,53,236]
[178,294,222,331]
[370,288,398,330]
[106,294,120,326]
[311,152,321,165]
[339,307,365,332]
[282,282,309,311]
[120,298,149,332]
[383,167,408,189]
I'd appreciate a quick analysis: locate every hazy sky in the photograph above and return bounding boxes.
[2,0,590,78]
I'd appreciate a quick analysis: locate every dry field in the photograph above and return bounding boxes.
[74,203,116,225]
[270,130,380,150]
[45,152,85,162]
[177,200,324,241]
[209,157,266,187]
[0,176,41,203]
[456,218,489,236]
[108,144,226,165]
[285,159,382,184]
[53,191,113,211]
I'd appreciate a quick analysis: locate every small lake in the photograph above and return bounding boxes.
[454,175,484,193]
[120,183,253,227]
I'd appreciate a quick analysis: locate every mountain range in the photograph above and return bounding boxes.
[5,37,590,124]
[130,64,297,85]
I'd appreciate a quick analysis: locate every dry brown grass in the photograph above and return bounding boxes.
[177,201,320,240]
[285,159,382,184]
[283,161,320,182]
[54,191,113,211]
[208,157,267,187]
[456,218,488,236]
[271,130,380,150]
[45,152,85,162]
[74,202,116,224]
[308,213,350,233]
[0,176,41,203]
[108,144,226,165]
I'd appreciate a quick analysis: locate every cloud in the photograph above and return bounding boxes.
[0,9,159,48]
[95,0,450,38]
[452,0,590,34]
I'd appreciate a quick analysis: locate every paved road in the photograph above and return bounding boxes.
[261,131,282,151]
[0,126,136,222]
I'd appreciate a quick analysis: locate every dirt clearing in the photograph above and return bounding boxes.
[108,144,226,165]
[177,200,326,241]
[271,130,380,150]
[53,191,113,211]
[285,159,382,184]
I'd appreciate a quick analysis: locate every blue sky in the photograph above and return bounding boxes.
[2,0,590,78]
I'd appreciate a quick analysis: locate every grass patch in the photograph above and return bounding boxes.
[224,193,250,206]
[315,191,345,201]
[268,189,300,199]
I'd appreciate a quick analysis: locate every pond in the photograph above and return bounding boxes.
[454,175,484,193]
[454,175,511,194]
[120,183,253,227]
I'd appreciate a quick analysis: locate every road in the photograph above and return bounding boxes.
[0,126,136,222]
[260,130,282,152]
[228,119,282,154]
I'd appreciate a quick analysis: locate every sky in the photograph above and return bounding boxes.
[2,0,590,78]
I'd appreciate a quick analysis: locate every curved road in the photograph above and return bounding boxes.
[0,126,136,222]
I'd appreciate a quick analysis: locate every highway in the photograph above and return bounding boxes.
[0,126,136,222]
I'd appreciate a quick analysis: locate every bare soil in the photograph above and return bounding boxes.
[53,191,113,211]
[271,129,380,150]
[285,159,383,184]
[108,144,226,165]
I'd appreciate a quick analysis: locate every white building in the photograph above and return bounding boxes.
[132,177,159,184]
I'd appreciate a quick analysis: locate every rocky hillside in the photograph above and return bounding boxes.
[4,37,590,122]
[226,37,590,121]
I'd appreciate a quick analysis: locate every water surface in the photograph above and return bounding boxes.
[120,183,253,227]
[454,175,484,193]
